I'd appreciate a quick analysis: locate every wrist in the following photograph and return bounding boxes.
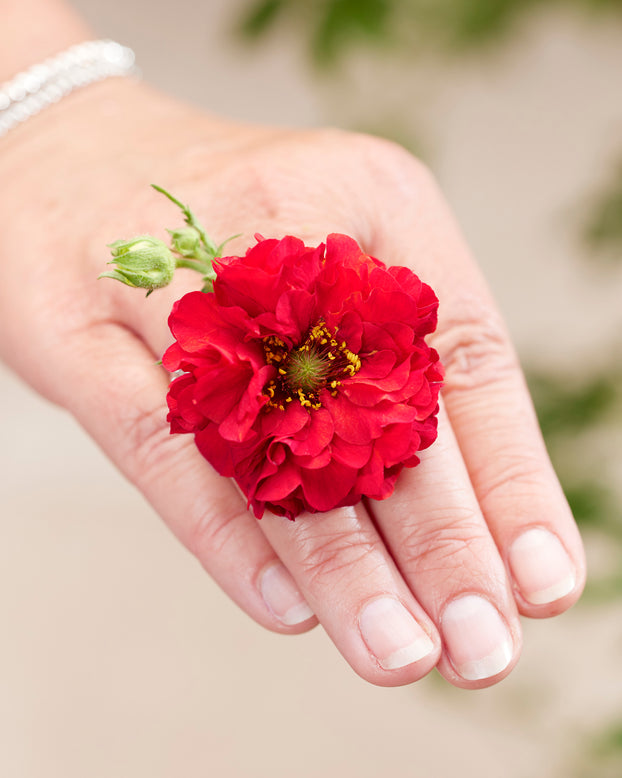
[0,0,92,81]
[0,40,137,139]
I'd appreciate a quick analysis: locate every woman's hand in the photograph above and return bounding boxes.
[0,78,586,688]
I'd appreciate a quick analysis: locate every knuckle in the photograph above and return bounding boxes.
[297,527,381,588]
[119,393,250,563]
[188,503,248,562]
[120,397,251,562]
[434,300,519,396]
[223,156,288,223]
[302,128,433,195]
[309,131,437,241]
[344,132,434,190]
[400,507,487,572]
[206,128,436,244]
[119,398,176,484]
[475,450,551,507]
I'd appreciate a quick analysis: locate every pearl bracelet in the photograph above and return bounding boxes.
[0,40,138,138]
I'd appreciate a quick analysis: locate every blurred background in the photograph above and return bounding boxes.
[1,0,621,775]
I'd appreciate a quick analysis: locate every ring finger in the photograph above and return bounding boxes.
[260,501,443,686]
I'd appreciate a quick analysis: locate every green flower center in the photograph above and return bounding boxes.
[286,349,330,394]
[263,321,361,410]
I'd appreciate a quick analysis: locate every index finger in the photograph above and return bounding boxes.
[370,155,586,616]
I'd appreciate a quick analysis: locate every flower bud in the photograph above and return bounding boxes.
[169,226,202,257]
[101,235,176,292]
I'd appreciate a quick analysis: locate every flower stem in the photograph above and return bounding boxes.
[151,184,219,256]
[103,186,234,297]
[174,258,212,273]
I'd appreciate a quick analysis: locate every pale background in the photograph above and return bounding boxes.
[1,1,622,776]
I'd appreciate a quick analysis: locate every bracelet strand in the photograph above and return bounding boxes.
[0,40,138,138]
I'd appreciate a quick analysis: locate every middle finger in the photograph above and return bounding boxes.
[260,502,442,686]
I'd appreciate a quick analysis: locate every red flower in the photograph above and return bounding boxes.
[162,234,443,519]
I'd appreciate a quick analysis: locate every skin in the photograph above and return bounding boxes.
[0,0,586,690]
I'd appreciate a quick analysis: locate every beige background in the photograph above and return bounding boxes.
[1,2,622,776]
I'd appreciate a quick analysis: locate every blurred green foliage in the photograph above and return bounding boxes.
[238,0,391,65]
[527,368,622,551]
[575,721,622,777]
[528,371,620,438]
[585,162,622,259]
[238,0,622,65]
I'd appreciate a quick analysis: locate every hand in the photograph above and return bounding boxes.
[0,78,586,688]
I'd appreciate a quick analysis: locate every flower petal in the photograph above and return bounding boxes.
[300,460,358,512]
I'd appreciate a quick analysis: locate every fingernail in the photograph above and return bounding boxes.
[359,597,435,671]
[259,563,314,626]
[442,595,513,681]
[509,527,576,605]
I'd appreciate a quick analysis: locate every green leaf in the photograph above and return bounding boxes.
[439,0,528,47]
[238,0,287,37]
[563,482,621,535]
[587,720,622,771]
[527,370,621,438]
[215,233,242,258]
[312,0,391,65]
[584,163,622,259]
[98,269,138,287]
[236,0,622,64]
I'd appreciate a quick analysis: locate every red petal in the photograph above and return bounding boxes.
[374,423,418,467]
[293,448,333,469]
[356,451,400,499]
[357,349,396,380]
[162,342,184,372]
[288,408,334,457]
[359,288,419,326]
[219,365,271,442]
[331,436,372,468]
[300,460,358,512]
[324,393,372,445]
[194,423,238,477]
[261,402,309,438]
[255,460,303,502]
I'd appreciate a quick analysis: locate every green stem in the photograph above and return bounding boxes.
[175,258,213,273]
[151,184,219,256]
[215,233,243,257]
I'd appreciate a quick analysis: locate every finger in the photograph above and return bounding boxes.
[369,406,521,689]
[259,503,441,686]
[47,320,317,633]
[436,309,585,616]
[369,160,586,616]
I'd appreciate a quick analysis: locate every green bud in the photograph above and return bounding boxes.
[168,226,202,257]
[100,235,176,293]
